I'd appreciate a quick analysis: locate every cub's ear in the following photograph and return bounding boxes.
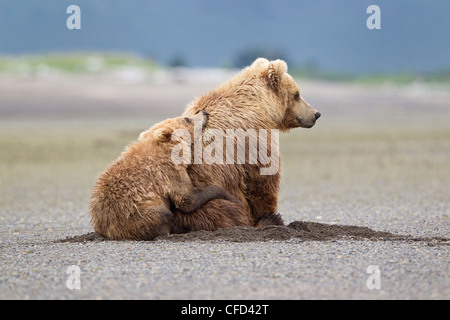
[154,127,172,142]
[265,59,288,90]
[138,129,151,141]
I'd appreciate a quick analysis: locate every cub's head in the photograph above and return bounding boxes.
[251,58,321,131]
[139,111,208,143]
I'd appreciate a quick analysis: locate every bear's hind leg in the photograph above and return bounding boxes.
[95,206,174,241]
[129,206,174,240]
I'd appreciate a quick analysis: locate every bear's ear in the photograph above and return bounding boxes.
[265,59,288,90]
[251,57,270,69]
[154,127,172,142]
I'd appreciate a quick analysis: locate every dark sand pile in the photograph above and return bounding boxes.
[57,221,421,243]
[155,221,404,242]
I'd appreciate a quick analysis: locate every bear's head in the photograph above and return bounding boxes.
[139,111,208,143]
[186,58,320,132]
[251,58,321,131]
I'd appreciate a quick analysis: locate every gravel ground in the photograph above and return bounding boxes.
[0,76,449,299]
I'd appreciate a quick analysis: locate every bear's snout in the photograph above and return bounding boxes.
[315,112,321,120]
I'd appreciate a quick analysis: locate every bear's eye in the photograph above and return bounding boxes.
[184,117,192,124]
[294,92,300,101]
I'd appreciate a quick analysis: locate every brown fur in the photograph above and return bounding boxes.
[89,112,247,240]
[90,58,319,239]
[172,199,253,234]
[183,58,319,227]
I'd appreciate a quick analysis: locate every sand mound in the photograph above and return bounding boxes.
[154,221,401,242]
[57,221,407,243]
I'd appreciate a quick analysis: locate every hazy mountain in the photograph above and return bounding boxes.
[1,0,449,74]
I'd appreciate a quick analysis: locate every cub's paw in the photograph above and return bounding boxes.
[254,212,284,228]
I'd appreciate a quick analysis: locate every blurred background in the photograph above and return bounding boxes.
[1,0,450,79]
[0,0,449,235]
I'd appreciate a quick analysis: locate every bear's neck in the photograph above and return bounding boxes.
[185,85,281,131]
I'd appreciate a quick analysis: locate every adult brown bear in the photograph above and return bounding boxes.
[178,58,320,230]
